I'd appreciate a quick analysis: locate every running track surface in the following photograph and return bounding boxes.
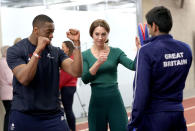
[76,97,195,131]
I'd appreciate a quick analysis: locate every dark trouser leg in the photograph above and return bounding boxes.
[61,87,76,131]
[2,100,12,131]
[89,86,124,131]
[108,91,128,131]
[137,111,187,131]
[88,95,108,131]
[8,110,70,131]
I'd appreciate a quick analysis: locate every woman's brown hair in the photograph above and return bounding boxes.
[63,41,75,57]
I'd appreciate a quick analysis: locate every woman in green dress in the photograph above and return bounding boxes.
[82,19,140,131]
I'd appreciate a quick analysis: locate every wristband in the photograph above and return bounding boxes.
[33,52,41,59]
[74,46,81,49]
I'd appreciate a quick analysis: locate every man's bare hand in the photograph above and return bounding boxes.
[36,36,50,53]
[66,29,80,43]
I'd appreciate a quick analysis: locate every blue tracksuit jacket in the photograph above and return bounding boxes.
[128,34,192,130]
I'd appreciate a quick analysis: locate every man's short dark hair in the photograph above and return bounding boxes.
[146,6,173,33]
[32,14,53,28]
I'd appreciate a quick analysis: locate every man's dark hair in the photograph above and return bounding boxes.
[146,6,173,33]
[32,14,53,28]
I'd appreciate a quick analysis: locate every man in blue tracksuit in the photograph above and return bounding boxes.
[128,6,192,131]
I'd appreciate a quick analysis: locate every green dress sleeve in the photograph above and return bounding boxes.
[81,51,96,84]
[118,48,136,71]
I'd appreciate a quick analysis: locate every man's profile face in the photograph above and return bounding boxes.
[37,22,55,41]
[148,24,154,37]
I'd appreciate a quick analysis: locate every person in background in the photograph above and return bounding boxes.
[0,45,13,131]
[81,19,140,131]
[128,6,192,131]
[59,41,77,131]
[6,14,82,131]
[13,37,22,45]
